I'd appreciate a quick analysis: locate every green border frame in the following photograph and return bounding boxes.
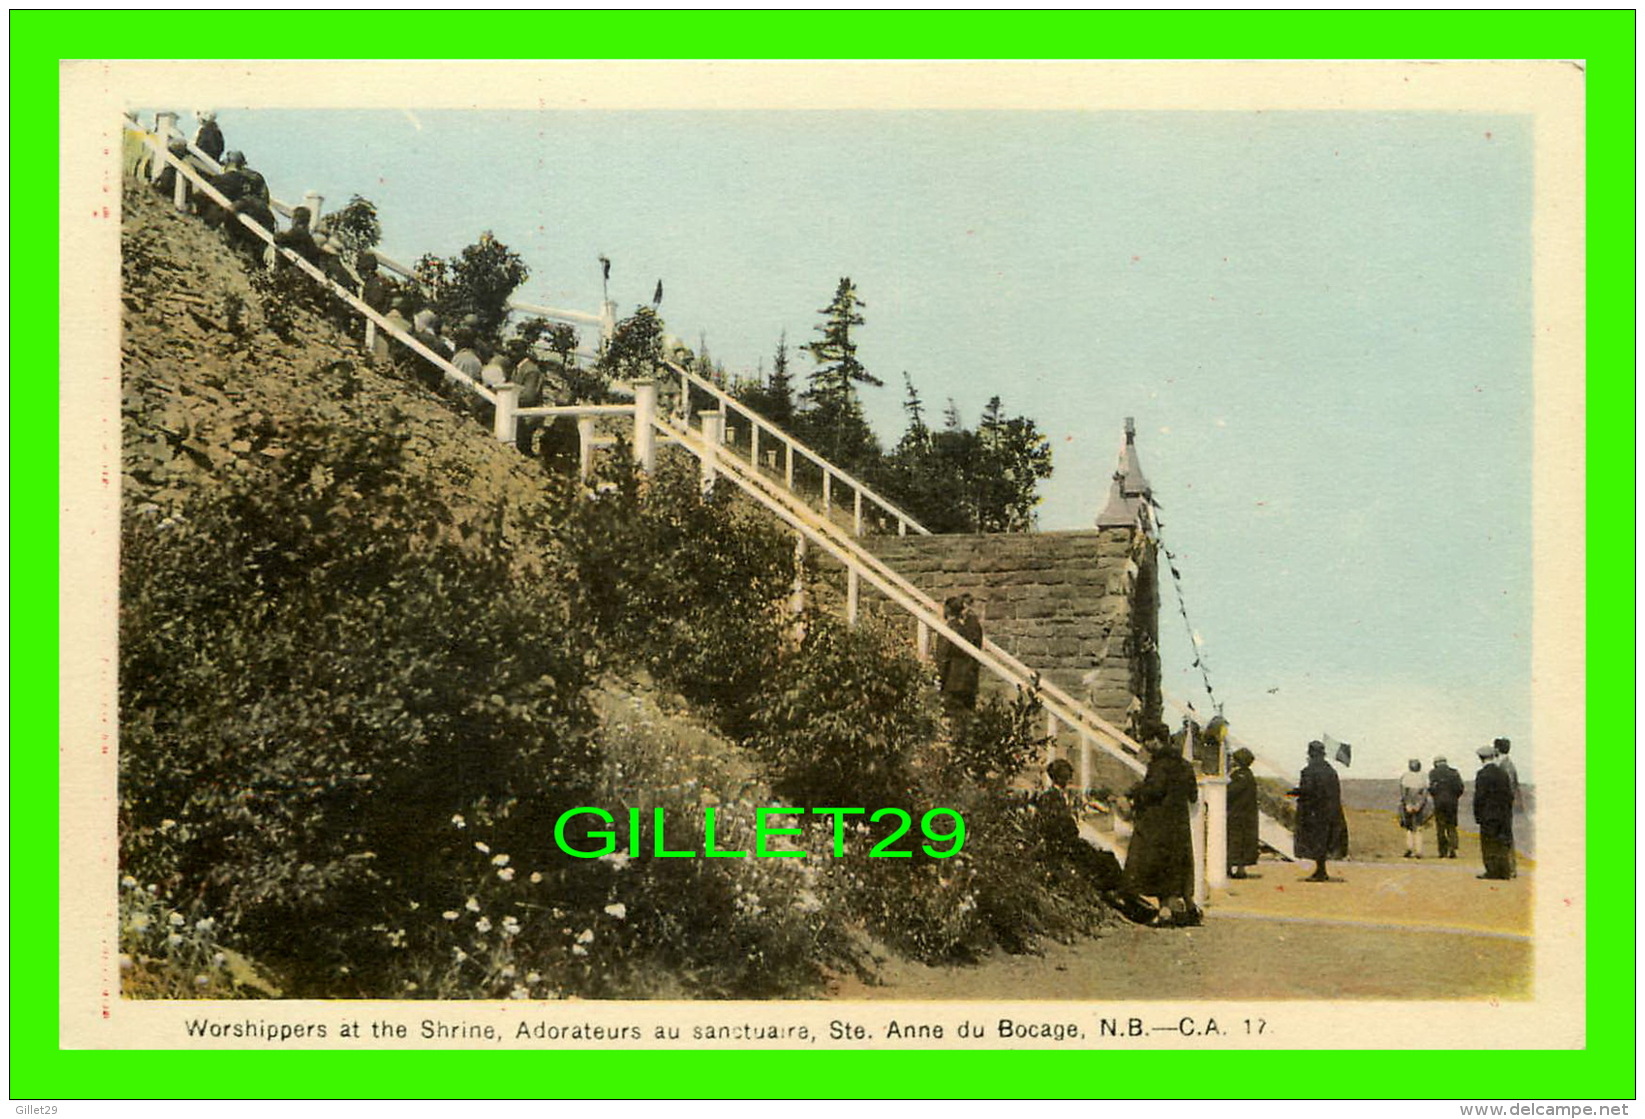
[13,11,1635,1101]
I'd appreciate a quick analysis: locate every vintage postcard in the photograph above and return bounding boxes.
[60,59,1585,1053]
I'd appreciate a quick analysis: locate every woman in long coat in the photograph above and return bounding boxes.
[1291,740,1349,882]
[1226,747,1261,878]
[1123,733,1199,919]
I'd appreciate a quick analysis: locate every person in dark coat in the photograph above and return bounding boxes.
[1472,744,1515,880]
[1226,746,1261,878]
[275,206,324,269]
[934,594,983,716]
[1290,740,1348,882]
[1123,728,1199,924]
[193,111,224,162]
[1428,755,1465,859]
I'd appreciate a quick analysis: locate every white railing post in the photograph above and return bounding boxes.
[898,518,908,537]
[791,534,808,616]
[1204,775,1229,894]
[632,380,657,473]
[699,411,723,494]
[303,190,324,226]
[846,569,860,627]
[916,620,930,660]
[750,422,759,471]
[1079,731,1093,795]
[577,416,598,482]
[853,489,863,537]
[494,383,520,445]
[173,161,189,210]
[822,469,832,514]
[151,112,178,183]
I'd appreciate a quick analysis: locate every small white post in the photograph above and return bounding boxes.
[151,112,178,183]
[1191,790,1210,910]
[494,383,520,445]
[1204,776,1230,894]
[1079,731,1093,793]
[791,535,808,616]
[898,517,908,537]
[699,411,723,494]
[853,490,864,537]
[916,620,930,660]
[303,190,324,226]
[173,161,189,210]
[364,317,377,354]
[632,380,657,472]
[822,469,832,514]
[750,423,760,471]
[846,568,860,626]
[577,416,598,481]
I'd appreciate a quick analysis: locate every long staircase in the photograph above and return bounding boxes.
[129,115,1297,871]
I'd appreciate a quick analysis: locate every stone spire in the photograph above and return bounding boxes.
[1096,417,1152,528]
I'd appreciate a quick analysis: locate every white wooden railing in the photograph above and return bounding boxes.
[137,113,612,364]
[658,408,1149,785]
[132,114,1290,893]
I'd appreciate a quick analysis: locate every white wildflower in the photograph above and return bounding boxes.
[576,928,594,945]
[571,945,588,957]
[167,911,185,927]
[603,903,627,920]
[509,985,529,1000]
[442,910,460,922]
[501,916,521,937]
[121,875,137,889]
[475,916,493,934]
[474,841,491,855]
[465,896,480,913]
[451,814,466,829]
[166,933,184,948]
[496,867,515,882]
[491,853,510,867]
[526,971,541,984]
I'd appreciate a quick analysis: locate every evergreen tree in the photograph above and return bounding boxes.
[799,277,881,467]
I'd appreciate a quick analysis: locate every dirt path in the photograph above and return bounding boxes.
[832,859,1533,1001]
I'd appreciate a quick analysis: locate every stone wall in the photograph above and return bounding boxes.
[865,527,1161,738]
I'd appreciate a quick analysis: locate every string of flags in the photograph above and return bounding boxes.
[1150,499,1221,715]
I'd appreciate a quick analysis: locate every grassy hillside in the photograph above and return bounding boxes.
[117,179,1122,1000]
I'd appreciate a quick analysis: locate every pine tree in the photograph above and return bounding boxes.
[799,277,881,467]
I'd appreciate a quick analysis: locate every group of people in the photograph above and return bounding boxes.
[1395,740,1520,878]
[1031,727,1525,929]
[142,112,587,464]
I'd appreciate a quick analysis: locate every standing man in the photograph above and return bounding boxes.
[509,339,546,456]
[1473,744,1515,880]
[1493,737,1522,878]
[1290,741,1348,883]
[1428,755,1465,859]
[934,594,983,716]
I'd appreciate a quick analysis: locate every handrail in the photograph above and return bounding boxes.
[663,361,931,539]
[146,116,609,352]
[130,123,495,407]
[665,415,1147,776]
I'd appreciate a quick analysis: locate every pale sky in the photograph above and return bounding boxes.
[184,108,1535,781]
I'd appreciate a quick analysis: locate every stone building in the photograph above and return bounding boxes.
[868,419,1162,741]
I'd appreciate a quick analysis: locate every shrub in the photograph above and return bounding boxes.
[119,425,599,995]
